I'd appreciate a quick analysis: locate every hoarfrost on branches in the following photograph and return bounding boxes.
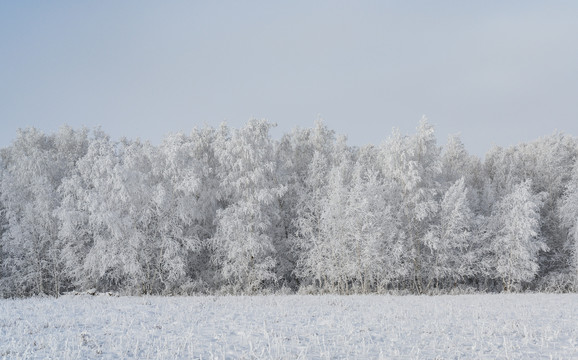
[1,119,577,296]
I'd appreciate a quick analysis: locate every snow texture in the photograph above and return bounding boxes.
[1,294,577,359]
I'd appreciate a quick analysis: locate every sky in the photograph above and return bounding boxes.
[1,1,577,157]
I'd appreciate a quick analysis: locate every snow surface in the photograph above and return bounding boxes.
[1,294,577,359]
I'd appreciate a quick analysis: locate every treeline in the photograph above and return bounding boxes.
[1,119,577,297]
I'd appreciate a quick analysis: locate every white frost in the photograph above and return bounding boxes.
[1,294,576,359]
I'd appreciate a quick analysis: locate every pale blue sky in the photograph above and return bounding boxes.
[1,1,577,157]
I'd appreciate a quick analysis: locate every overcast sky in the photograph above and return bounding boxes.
[1,1,577,157]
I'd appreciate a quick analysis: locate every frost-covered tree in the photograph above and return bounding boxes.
[441,135,470,186]
[487,180,548,291]
[57,131,126,291]
[1,127,88,296]
[310,136,354,292]
[0,159,6,294]
[157,128,223,292]
[290,122,338,289]
[1,120,577,296]
[483,134,578,287]
[528,134,577,282]
[425,178,475,289]
[107,139,161,293]
[559,161,578,289]
[59,135,204,294]
[211,120,286,292]
[116,139,203,294]
[382,118,442,293]
[343,146,401,292]
[441,135,484,212]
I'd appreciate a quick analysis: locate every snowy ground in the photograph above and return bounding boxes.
[1,294,577,359]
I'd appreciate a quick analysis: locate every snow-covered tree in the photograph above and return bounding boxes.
[310,136,354,292]
[115,138,203,294]
[1,127,88,296]
[57,131,125,291]
[483,134,578,287]
[488,180,548,291]
[425,178,475,289]
[290,121,338,289]
[211,120,286,293]
[343,146,401,292]
[60,135,204,294]
[0,159,6,295]
[441,134,484,212]
[157,127,223,292]
[441,135,470,185]
[559,161,578,289]
[0,121,577,296]
[528,133,577,282]
[381,118,442,293]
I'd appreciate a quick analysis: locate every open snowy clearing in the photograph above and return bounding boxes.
[1,294,577,359]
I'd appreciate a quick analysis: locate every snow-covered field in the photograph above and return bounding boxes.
[1,294,576,359]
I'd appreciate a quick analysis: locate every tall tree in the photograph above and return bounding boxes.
[483,134,578,285]
[0,158,6,295]
[488,180,547,291]
[559,160,578,289]
[441,134,484,213]
[157,127,222,291]
[312,136,354,292]
[290,121,338,290]
[211,120,286,292]
[425,178,475,289]
[1,127,88,296]
[57,131,125,291]
[343,145,401,292]
[381,118,442,293]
